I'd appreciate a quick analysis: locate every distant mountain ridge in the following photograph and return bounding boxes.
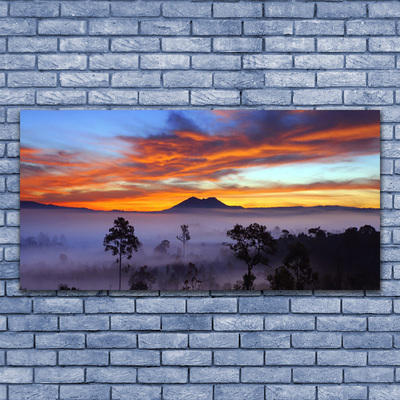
[20,198,378,213]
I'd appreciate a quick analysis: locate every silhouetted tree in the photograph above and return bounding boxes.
[154,239,170,255]
[182,262,202,290]
[176,225,191,260]
[282,241,318,289]
[267,266,295,290]
[226,223,277,290]
[103,217,141,290]
[129,265,156,290]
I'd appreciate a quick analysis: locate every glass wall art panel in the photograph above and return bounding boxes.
[20,110,380,290]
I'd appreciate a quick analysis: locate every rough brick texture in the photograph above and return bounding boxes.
[0,0,398,399]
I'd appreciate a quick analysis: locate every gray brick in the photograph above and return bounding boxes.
[346,55,395,69]
[0,19,36,36]
[295,20,344,36]
[265,315,314,331]
[242,367,291,383]
[162,315,211,331]
[111,38,160,52]
[0,297,31,313]
[140,90,188,105]
[60,38,108,53]
[215,350,263,366]
[163,385,212,400]
[265,71,314,87]
[90,54,138,70]
[8,315,57,331]
[85,298,135,313]
[347,20,395,36]
[369,71,400,87]
[141,55,189,70]
[38,55,87,70]
[191,90,240,106]
[87,332,136,348]
[343,333,392,349]
[9,385,58,400]
[8,72,56,88]
[110,350,159,366]
[318,38,367,53]
[112,71,159,87]
[163,71,211,88]
[141,20,189,36]
[214,315,263,331]
[37,90,86,105]
[244,55,292,70]
[139,333,188,349]
[265,350,315,365]
[162,38,211,53]
[39,19,86,35]
[369,350,400,366]
[345,367,393,383]
[244,20,292,36]
[0,124,18,140]
[187,298,237,313]
[162,350,211,366]
[138,367,187,383]
[317,316,366,331]
[193,20,241,36]
[0,3,6,17]
[111,315,159,330]
[112,385,161,400]
[60,385,110,400]
[295,55,344,69]
[214,38,262,53]
[370,386,400,400]
[0,367,32,383]
[163,2,210,18]
[90,19,138,35]
[318,71,366,87]
[318,350,366,366]
[34,298,82,314]
[370,38,400,53]
[59,350,109,366]
[318,386,367,400]
[241,332,290,349]
[294,89,342,105]
[343,299,392,314]
[370,2,400,18]
[265,2,314,18]
[60,315,109,331]
[214,3,261,18]
[0,333,33,348]
[11,2,59,17]
[0,55,35,70]
[190,332,238,348]
[345,89,393,105]
[86,367,136,383]
[265,385,315,400]
[9,37,57,53]
[242,89,291,105]
[292,332,341,349]
[239,297,288,313]
[292,298,341,314]
[213,70,263,88]
[60,72,109,87]
[62,2,109,17]
[294,367,342,383]
[318,3,366,18]
[369,316,400,331]
[192,55,241,70]
[265,37,314,52]
[7,349,56,366]
[190,367,239,383]
[215,385,264,400]
[112,2,159,17]
[35,367,84,383]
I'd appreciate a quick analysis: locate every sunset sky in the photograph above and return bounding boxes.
[21,110,380,211]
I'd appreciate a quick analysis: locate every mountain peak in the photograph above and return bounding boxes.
[169,197,242,210]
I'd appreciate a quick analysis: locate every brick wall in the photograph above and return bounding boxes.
[0,1,399,399]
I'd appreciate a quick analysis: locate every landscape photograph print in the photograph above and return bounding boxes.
[20,110,380,291]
